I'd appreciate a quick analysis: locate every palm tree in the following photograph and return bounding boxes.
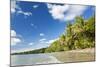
[59,34,66,45]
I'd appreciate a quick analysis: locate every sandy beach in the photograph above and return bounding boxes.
[49,48,95,62]
[11,48,95,66]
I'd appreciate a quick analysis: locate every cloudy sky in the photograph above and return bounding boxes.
[11,0,95,53]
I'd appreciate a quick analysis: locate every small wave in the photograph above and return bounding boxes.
[35,55,61,64]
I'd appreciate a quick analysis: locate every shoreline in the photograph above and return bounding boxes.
[11,48,95,66]
[11,48,95,55]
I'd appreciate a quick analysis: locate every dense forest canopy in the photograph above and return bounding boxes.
[12,15,95,55]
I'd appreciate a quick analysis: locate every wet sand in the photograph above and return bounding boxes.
[50,48,95,62]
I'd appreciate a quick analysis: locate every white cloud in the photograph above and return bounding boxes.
[11,30,22,46]
[33,5,38,8]
[64,5,88,21]
[39,38,59,44]
[39,38,46,42]
[11,38,21,46]
[47,4,69,21]
[45,38,59,44]
[29,42,34,45]
[30,23,34,26]
[11,0,21,13]
[11,0,16,13]
[30,23,37,28]
[47,4,87,21]
[11,30,16,37]
[40,33,45,36]
[11,0,32,16]
[17,10,32,16]
[11,7,16,13]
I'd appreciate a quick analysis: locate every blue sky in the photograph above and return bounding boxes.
[11,1,95,53]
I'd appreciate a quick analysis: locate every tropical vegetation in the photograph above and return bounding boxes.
[12,15,95,55]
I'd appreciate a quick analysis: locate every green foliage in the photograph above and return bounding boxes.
[46,16,95,52]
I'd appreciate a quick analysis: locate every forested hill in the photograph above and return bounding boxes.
[12,16,95,55]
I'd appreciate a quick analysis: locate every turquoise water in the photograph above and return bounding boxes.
[11,52,95,66]
[11,53,61,66]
